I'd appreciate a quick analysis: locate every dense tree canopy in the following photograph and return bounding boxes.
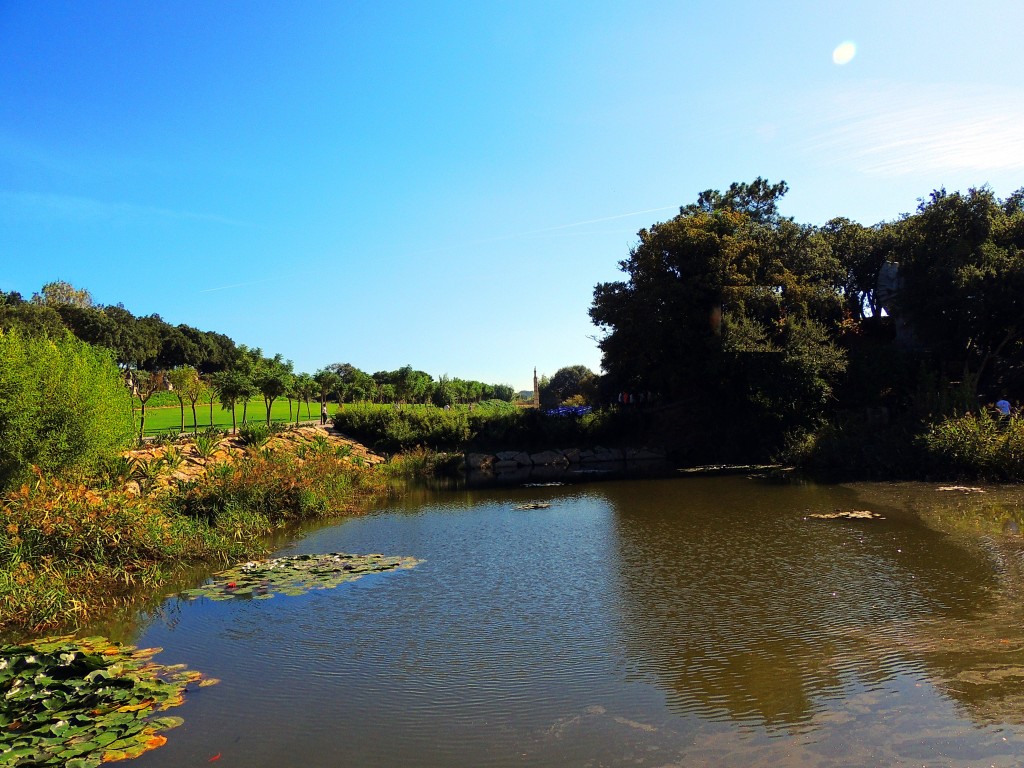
[590,179,1024,453]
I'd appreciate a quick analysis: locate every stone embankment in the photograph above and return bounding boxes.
[466,446,664,471]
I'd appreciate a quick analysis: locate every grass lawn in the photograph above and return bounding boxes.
[135,397,325,436]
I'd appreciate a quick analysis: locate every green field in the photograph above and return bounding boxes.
[136,397,324,436]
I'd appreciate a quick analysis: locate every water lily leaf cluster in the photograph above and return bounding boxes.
[0,635,215,767]
[179,552,421,601]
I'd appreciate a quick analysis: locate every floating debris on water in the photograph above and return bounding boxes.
[179,553,420,601]
[515,502,552,510]
[937,485,986,493]
[807,510,884,521]
[523,482,565,487]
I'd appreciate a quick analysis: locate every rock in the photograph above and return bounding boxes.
[530,450,567,466]
[582,447,623,463]
[625,447,663,461]
[467,453,494,470]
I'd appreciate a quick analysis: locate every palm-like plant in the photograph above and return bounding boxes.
[213,369,252,434]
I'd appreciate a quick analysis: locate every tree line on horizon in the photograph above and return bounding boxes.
[0,284,520,437]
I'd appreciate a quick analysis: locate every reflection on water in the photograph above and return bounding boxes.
[121,476,1024,767]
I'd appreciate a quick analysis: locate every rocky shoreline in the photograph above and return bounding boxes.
[466,446,665,472]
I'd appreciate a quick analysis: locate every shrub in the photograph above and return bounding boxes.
[0,329,135,489]
[194,433,221,459]
[239,422,270,448]
[162,451,385,524]
[921,410,1024,481]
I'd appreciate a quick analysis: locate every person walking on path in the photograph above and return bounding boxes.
[321,402,329,425]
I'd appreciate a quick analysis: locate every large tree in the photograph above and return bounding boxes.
[896,186,1024,399]
[541,365,599,407]
[590,179,847,442]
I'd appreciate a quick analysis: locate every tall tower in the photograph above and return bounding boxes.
[533,367,540,408]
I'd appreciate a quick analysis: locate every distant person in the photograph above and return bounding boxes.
[996,398,1011,418]
[321,403,329,425]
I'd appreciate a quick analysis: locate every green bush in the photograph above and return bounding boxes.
[239,422,270,447]
[921,410,1024,481]
[333,404,469,452]
[333,402,640,454]
[0,329,135,489]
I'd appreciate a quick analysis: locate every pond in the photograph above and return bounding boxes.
[116,474,1024,767]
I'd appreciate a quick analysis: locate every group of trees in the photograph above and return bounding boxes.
[590,179,1024,456]
[0,284,521,438]
[314,363,517,408]
[0,284,237,373]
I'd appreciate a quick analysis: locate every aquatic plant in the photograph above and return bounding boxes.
[180,552,420,600]
[0,635,216,767]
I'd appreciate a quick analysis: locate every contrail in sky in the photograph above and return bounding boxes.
[199,278,275,294]
[407,205,679,257]
[515,205,678,236]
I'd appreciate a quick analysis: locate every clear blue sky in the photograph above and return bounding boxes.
[3,1,1022,390]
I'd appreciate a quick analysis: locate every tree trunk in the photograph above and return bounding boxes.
[191,403,198,435]
[177,397,185,434]
[231,402,237,433]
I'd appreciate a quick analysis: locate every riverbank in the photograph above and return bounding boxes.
[0,425,391,638]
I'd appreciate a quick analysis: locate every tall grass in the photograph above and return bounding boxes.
[0,450,389,634]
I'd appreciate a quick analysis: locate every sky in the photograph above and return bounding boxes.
[2,1,1023,391]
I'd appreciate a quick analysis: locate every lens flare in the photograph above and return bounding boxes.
[832,41,856,65]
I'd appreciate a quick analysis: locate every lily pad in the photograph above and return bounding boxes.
[0,635,216,767]
[180,552,421,601]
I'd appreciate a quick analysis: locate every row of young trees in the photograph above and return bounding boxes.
[590,179,1024,456]
[130,356,521,438]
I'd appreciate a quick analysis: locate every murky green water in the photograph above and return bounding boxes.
[122,474,1024,767]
